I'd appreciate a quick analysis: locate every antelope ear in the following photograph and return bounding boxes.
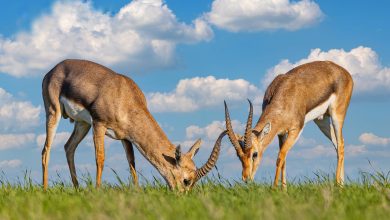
[187,138,202,159]
[175,145,182,164]
[252,122,271,141]
[262,122,271,135]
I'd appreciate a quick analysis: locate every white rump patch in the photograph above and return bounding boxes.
[304,94,336,124]
[60,96,92,124]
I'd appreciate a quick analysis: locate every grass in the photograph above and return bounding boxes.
[0,171,388,220]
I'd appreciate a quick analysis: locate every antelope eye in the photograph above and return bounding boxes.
[252,152,258,159]
[183,179,191,186]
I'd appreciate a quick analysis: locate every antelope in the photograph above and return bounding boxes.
[42,59,224,191]
[224,61,353,188]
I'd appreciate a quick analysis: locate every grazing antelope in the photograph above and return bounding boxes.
[42,59,224,191]
[224,61,353,188]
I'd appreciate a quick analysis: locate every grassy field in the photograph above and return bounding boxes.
[0,171,388,220]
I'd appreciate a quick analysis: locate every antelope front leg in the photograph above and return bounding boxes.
[281,161,287,189]
[93,122,107,188]
[274,129,301,189]
[278,135,288,188]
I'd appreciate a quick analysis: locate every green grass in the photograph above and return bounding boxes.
[0,171,388,220]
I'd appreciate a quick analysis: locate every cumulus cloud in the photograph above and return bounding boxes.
[345,145,367,156]
[177,120,246,157]
[36,132,72,149]
[36,131,118,150]
[205,0,323,32]
[148,76,262,112]
[0,88,41,132]
[292,143,367,159]
[0,0,213,77]
[173,120,243,178]
[0,159,22,169]
[293,144,334,159]
[296,136,317,148]
[186,120,244,140]
[0,133,36,150]
[359,132,390,146]
[263,46,390,94]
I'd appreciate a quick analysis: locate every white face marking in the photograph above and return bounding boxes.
[60,96,92,124]
[304,94,336,124]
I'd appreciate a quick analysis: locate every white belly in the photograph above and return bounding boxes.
[106,128,119,139]
[60,96,121,139]
[304,94,335,124]
[60,96,93,124]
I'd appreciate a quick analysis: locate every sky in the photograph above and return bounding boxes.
[0,0,389,186]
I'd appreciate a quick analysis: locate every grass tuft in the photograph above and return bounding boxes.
[0,170,388,219]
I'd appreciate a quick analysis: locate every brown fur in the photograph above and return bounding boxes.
[41,59,220,191]
[227,61,353,188]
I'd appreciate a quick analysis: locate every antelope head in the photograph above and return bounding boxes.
[224,100,271,182]
[171,130,227,191]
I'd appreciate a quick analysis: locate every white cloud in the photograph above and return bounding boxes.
[147,76,262,112]
[264,46,390,94]
[345,144,367,156]
[186,120,244,140]
[0,88,41,131]
[175,120,246,154]
[36,132,119,150]
[293,143,367,159]
[0,0,213,77]
[0,159,22,168]
[205,0,323,32]
[293,144,335,159]
[0,133,36,150]
[296,136,317,148]
[36,132,71,149]
[359,132,390,146]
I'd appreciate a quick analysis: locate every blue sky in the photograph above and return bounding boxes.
[0,0,389,185]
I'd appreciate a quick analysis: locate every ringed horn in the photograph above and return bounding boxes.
[224,100,253,158]
[195,130,227,181]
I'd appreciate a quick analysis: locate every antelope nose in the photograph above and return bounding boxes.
[242,169,251,183]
